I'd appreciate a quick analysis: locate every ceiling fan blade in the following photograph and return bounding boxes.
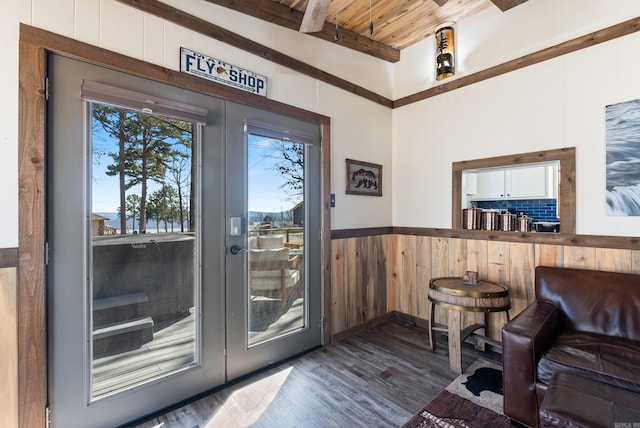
[433,0,448,6]
[300,0,331,33]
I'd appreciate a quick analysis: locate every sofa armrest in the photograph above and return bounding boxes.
[501,300,560,427]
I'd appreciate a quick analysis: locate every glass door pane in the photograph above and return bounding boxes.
[89,104,198,398]
[247,135,306,346]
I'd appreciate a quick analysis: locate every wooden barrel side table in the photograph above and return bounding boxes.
[427,277,511,374]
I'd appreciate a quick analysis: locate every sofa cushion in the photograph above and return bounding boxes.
[540,372,640,428]
[258,235,285,249]
[250,247,289,263]
[537,330,640,393]
[250,270,300,291]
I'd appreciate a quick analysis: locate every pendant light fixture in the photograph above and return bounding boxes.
[435,26,455,81]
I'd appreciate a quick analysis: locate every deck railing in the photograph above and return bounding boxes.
[249,226,304,247]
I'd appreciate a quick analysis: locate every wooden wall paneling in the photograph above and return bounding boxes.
[347,237,365,328]
[535,243,564,267]
[385,235,398,312]
[342,237,356,329]
[430,237,450,326]
[431,237,450,278]
[447,238,467,277]
[0,267,18,427]
[396,234,418,316]
[415,236,432,321]
[371,235,389,320]
[465,239,486,274]
[563,246,598,270]
[485,241,511,340]
[507,242,536,316]
[486,241,510,284]
[595,248,633,273]
[387,234,399,313]
[633,251,640,274]
[355,236,368,323]
[448,238,478,329]
[468,239,490,331]
[330,239,347,335]
[388,234,400,314]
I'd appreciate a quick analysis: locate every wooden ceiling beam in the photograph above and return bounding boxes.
[115,0,393,107]
[203,0,400,63]
[300,0,331,33]
[489,0,528,12]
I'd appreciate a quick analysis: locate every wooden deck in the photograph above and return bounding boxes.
[92,311,196,397]
[130,320,501,428]
[93,296,306,397]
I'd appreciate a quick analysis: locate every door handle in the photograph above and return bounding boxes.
[229,245,248,255]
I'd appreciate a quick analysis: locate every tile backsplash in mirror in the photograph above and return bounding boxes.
[474,199,559,223]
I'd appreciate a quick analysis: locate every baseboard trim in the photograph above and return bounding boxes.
[331,312,395,342]
[331,311,430,342]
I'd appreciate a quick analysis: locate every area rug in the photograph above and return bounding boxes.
[402,359,514,428]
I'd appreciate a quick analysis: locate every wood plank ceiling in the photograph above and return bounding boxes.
[204,0,528,62]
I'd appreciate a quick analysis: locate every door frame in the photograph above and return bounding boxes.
[18,23,331,427]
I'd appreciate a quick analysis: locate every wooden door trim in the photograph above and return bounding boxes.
[18,23,332,427]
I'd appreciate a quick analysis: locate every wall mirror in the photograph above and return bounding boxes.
[452,148,576,234]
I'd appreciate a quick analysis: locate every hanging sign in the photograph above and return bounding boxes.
[180,47,268,97]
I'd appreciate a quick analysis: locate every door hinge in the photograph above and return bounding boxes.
[45,242,50,265]
[45,77,50,101]
[46,406,51,428]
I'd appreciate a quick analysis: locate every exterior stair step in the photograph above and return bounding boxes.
[93,316,154,358]
[93,316,154,340]
[94,292,148,311]
[93,292,149,326]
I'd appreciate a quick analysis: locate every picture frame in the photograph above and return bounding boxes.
[346,158,382,196]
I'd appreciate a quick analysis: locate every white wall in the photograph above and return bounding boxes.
[0,0,394,247]
[0,2,30,250]
[393,0,640,236]
[393,0,640,99]
[4,0,640,247]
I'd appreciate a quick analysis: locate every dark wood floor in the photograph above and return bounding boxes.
[131,319,502,428]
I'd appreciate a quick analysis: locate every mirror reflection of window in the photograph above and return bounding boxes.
[461,161,560,231]
[452,148,576,234]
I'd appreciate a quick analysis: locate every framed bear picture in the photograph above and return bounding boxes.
[345,159,382,196]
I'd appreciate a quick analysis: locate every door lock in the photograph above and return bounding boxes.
[230,216,242,236]
[229,245,248,255]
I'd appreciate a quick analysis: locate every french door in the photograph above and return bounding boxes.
[225,102,322,380]
[47,54,321,427]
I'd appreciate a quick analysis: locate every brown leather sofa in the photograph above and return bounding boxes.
[501,266,640,427]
